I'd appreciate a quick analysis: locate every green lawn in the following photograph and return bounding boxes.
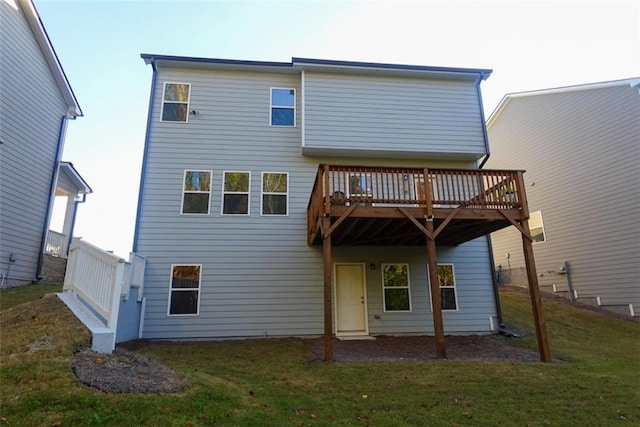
[1,286,638,426]
[0,283,62,311]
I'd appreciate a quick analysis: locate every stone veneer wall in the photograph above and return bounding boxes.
[41,254,67,283]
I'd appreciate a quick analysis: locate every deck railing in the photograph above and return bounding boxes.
[308,165,525,240]
[63,238,146,329]
[45,230,66,257]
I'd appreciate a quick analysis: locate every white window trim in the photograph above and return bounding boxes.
[221,171,251,216]
[160,82,191,123]
[427,263,459,312]
[261,171,289,216]
[180,169,212,215]
[270,87,296,127]
[167,264,201,317]
[529,210,547,244]
[381,263,412,313]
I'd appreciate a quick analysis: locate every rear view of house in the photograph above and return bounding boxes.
[131,55,551,360]
[0,0,85,286]
[487,79,640,317]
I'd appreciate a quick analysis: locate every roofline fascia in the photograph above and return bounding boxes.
[292,57,492,79]
[140,53,493,80]
[19,0,82,117]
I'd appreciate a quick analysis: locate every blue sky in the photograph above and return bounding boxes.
[37,0,639,257]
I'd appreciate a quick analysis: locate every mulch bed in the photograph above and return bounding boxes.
[71,345,188,394]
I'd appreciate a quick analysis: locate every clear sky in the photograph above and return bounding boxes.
[38,0,639,258]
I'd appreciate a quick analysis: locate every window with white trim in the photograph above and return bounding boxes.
[428,264,458,311]
[222,171,250,215]
[261,172,288,215]
[270,88,295,126]
[181,170,211,214]
[529,210,546,243]
[168,264,201,316]
[161,83,190,122]
[382,263,411,312]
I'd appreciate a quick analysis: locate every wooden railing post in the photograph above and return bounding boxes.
[323,164,331,216]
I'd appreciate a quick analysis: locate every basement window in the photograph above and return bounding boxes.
[168,265,201,316]
[382,263,411,312]
[428,264,458,311]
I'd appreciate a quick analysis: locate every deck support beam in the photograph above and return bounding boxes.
[322,216,334,362]
[521,220,552,362]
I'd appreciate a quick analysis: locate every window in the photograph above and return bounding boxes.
[348,173,373,198]
[529,211,546,243]
[222,171,250,215]
[428,264,458,311]
[382,264,411,312]
[261,172,288,215]
[161,83,190,122]
[181,170,211,214]
[168,265,201,315]
[270,88,295,126]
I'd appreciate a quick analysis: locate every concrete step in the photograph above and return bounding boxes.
[56,291,115,353]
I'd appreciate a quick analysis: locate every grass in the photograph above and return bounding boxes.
[0,283,62,312]
[1,286,639,426]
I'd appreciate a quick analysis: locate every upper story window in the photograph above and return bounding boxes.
[270,88,295,127]
[261,172,288,215]
[529,210,546,243]
[181,170,211,215]
[222,171,250,215]
[382,263,411,312]
[161,83,191,122]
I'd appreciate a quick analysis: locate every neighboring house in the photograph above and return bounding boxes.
[130,54,550,360]
[487,79,640,317]
[0,0,85,286]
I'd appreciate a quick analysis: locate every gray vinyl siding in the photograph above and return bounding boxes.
[137,66,497,339]
[488,84,640,312]
[303,72,487,159]
[0,1,67,285]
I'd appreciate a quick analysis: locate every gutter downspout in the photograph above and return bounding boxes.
[475,72,504,326]
[132,59,158,253]
[36,115,68,281]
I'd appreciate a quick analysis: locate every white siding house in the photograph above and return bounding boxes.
[487,79,640,317]
[132,55,551,360]
[0,0,83,286]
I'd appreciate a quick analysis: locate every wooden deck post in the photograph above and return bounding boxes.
[423,168,446,359]
[522,222,552,362]
[426,223,446,359]
[322,216,333,361]
[515,171,551,362]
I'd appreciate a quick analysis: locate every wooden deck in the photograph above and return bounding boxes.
[307,164,551,363]
[308,165,528,246]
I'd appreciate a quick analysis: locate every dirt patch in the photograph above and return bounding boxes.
[71,346,188,394]
[304,334,547,363]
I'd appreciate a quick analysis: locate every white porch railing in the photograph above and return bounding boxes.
[63,238,146,329]
[45,230,66,257]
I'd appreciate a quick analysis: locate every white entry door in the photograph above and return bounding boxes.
[335,264,368,335]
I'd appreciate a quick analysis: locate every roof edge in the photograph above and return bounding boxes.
[19,0,82,117]
[60,161,92,194]
[487,77,640,128]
